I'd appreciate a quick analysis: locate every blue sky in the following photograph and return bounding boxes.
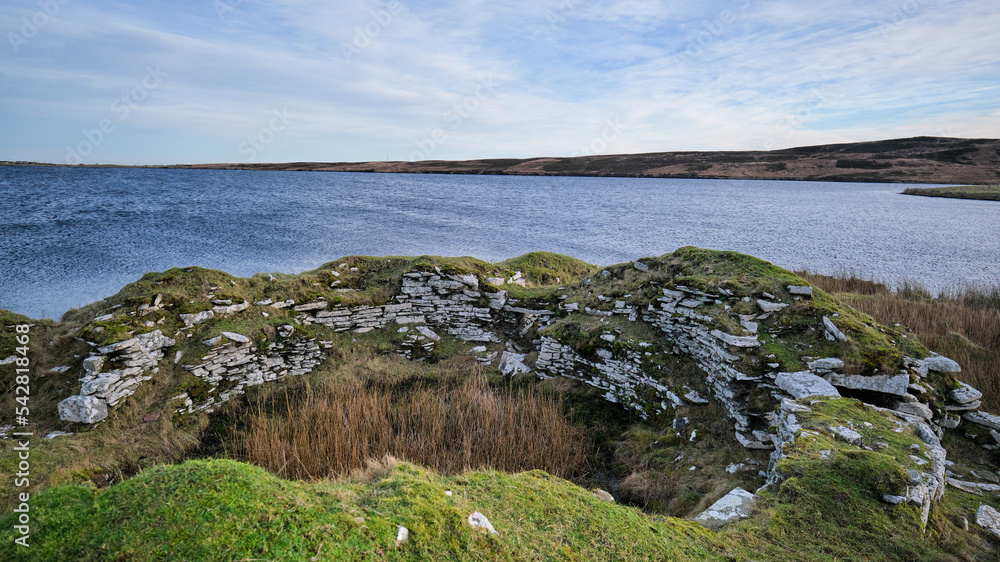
[1,0,998,165]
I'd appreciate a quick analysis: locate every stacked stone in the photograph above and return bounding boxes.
[58,330,176,423]
[535,336,684,418]
[179,332,324,413]
[303,270,496,342]
[641,287,767,446]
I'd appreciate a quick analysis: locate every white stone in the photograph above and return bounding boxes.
[823,316,848,342]
[498,352,531,376]
[831,425,863,445]
[711,330,760,348]
[395,525,409,544]
[221,331,250,343]
[978,505,1000,537]
[468,511,498,534]
[807,358,844,371]
[694,488,757,529]
[292,301,328,312]
[214,302,250,315]
[58,394,109,423]
[757,299,788,313]
[415,326,440,341]
[775,371,841,400]
[787,285,813,297]
[633,261,649,272]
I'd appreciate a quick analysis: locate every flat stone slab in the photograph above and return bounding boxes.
[710,329,760,348]
[695,487,757,529]
[951,382,982,404]
[823,316,848,342]
[757,299,788,313]
[787,285,813,297]
[826,373,909,396]
[775,371,841,400]
[807,358,844,371]
[925,355,961,373]
[221,331,250,343]
[964,411,1000,431]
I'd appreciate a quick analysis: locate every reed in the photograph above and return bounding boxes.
[232,371,590,481]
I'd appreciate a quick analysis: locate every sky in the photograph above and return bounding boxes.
[0,0,998,165]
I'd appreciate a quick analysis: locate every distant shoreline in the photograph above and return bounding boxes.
[901,184,1000,201]
[4,135,999,185]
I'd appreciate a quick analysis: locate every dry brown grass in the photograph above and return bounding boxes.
[232,370,590,481]
[799,270,1000,411]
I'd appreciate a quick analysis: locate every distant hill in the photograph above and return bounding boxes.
[172,136,1000,184]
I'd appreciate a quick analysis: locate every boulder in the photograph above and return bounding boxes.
[57,395,108,424]
[775,371,841,400]
[633,261,649,272]
[695,488,757,529]
[826,373,909,396]
[976,505,1000,538]
[925,355,961,373]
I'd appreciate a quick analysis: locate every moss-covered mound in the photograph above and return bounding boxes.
[0,458,731,561]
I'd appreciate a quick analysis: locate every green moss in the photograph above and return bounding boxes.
[498,251,598,285]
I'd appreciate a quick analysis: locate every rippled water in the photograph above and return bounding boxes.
[1,166,998,319]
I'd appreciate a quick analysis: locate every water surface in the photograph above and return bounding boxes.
[1,166,997,319]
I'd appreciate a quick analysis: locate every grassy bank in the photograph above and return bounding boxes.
[901,184,1000,201]
[798,270,1000,410]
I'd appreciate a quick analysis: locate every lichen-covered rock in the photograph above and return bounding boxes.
[976,505,1000,537]
[57,394,109,424]
[694,487,757,529]
[925,355,961,373]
